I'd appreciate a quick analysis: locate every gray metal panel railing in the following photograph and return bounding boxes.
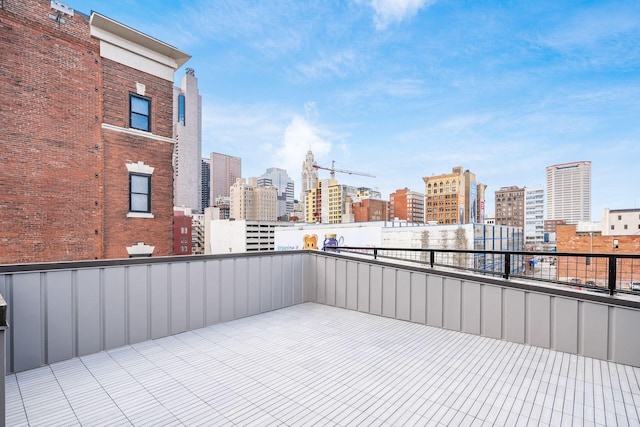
[0,252,310,374]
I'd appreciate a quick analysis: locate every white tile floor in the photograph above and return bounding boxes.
[6,303,640,426]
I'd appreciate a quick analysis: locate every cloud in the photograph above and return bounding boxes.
[295,50,362,81]
[368,0,436,30]
[272,115,332,195]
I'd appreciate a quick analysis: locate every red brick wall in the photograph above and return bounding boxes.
[0,1,103,263]
[173,214,192,255]
[353,199,389,222]
[102,59,174,139]
[0,1,176,262]
[390,189,408,221]
[556,225,640,287]
[101,59,175,259]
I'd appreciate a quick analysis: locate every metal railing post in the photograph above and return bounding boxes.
[608,255,617,296]
[373,248,378,260]
[503,253,511,280]
[430,251,435,268]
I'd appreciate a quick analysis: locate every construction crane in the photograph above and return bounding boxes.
[312,160,375,180]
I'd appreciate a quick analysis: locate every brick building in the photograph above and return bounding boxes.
[389,188,424,223]
[556,225,640,289]
[353,199,389,222]
[173,210,193,256]
[423,167,485,225]
[495,186,525,228]
[0,1,190,263]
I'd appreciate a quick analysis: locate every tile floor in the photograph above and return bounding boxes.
[6,303,640,426]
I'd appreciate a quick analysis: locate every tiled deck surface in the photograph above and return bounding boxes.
[6,303,640,427]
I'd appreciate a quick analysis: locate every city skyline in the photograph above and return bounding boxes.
[82,0,640,220]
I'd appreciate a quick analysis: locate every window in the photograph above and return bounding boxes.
[624,224,628,230]
[130,174,151,213]
[611,225,615,230]
[178,94,185,125]
[130,94,150,131]
[618,215,622,220]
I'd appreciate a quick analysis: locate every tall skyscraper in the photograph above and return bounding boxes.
[201,158,211,212]
[210,152,242,201]
[525,186,545,248]
[301,150,318,202]
[546,161,591,224]
[495,186,525,228]
[423,166,485,224]
[173,68,202,212]
[258,168,294,220]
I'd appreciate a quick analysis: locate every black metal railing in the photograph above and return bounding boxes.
[322,246,640,296]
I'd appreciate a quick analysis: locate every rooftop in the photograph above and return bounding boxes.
[7,303,640,426]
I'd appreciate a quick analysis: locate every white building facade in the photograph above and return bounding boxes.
[546,161,591,224]
[525,186,545,249]
[301,150,318,218]
[173,68,202,212]
[602,208,640,236]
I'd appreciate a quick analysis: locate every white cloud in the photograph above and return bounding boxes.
[369,0,436,30]
[296,50,362,80]
[272,115,332,194]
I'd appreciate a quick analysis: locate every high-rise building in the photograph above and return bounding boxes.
[495,186,525,228]
[546,161,591,224]
[230,178,277,221]
[201,158,211,212]
[258,168,294,220]
[525,186,545,248]
[0,2,190,263]
[305,178,337,223]
[210,152,241,201]
[173,68,202,212]
[389,188,425,223]
[423,167,484,225]
[301,150,318,202]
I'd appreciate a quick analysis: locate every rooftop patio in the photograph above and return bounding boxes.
[6,303,640,426]
[1,250,639,426]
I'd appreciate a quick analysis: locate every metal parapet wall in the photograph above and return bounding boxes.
[309,252,640,368]
[0,252,311,373]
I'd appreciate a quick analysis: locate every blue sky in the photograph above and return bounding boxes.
[80,0,640,220]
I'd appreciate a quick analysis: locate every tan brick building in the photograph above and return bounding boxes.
[495,186,525,228]
[423,167,484,225]
[0,1,189,263]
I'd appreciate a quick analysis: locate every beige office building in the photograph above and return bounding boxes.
[230,178,277,221]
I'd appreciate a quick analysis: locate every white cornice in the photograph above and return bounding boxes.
[102,123,176,144]
[90,12,191,80]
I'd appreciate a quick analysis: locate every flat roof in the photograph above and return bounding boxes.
[7,303,640,425]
